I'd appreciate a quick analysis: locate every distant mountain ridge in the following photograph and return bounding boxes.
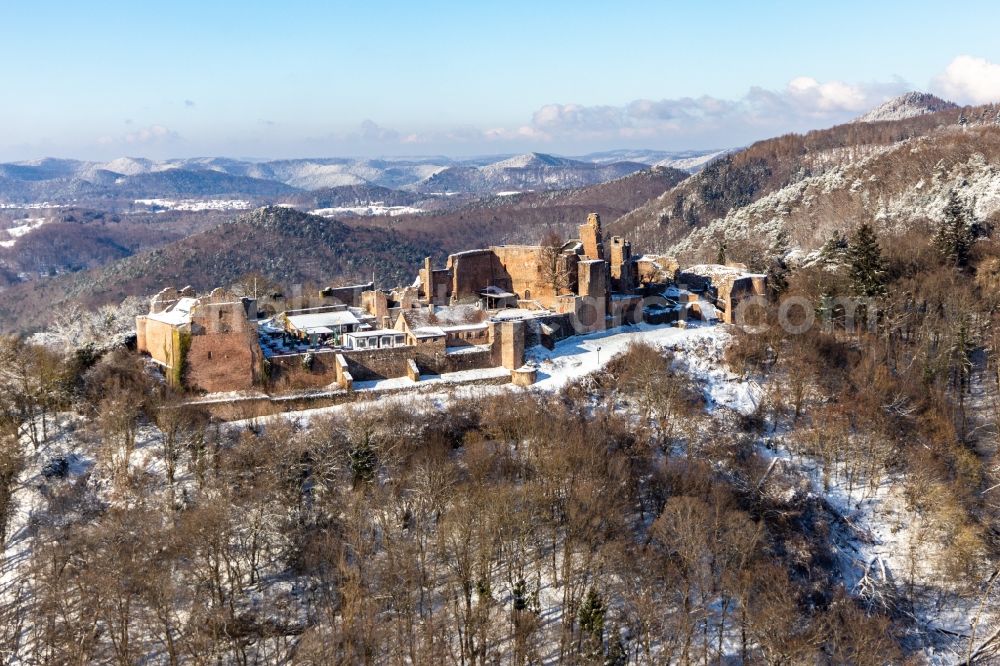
[0,149,724,204]
[410,153,650,195]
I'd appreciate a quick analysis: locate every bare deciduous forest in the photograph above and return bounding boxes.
[1,208,1000,663]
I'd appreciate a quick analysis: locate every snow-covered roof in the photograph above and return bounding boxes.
[286,310,360,333]
[346,328,401,338]
[401,304,486,329]
[147,297,198,325]
[412,326,446,338]
[480,285,516,298]
[441,322,489,333]
[257,318,284,334]
[446,344,491,355]
[490,308,543,321]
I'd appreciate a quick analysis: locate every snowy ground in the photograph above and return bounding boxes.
[529,322,762,415]
[309,204,425,217]
[0,414,168,661]
[133,198,252,212]
[0,203,64,210]
[0,217,47,247]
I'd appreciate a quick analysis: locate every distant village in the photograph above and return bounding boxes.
[135,213,766,397]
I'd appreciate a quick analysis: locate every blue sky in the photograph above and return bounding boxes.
[3,0,1000,160]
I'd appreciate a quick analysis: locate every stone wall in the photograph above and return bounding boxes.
[138,317,182,375]
[490,245,579,308]
[637,255,678,285]
[447,249,512,302]
[577,260,609,332]
[319,282,374,307]
[136,317,148,353]
[188,301,262,391]
[361,290,389,323]
[420,257,453,305]
[190,301,252,336]
[269,351,341,389]
[185,371,513,421]
[445,326,490,347]
[258,282,372,316]
[342,346,414,380]
[512,367,536,387]
[437,348,494,373]
[525,313,577,348]
[187,332,259,392]
[722,275,767,324]
[610,295,643,326]
[269,342,497,387]
[425,245,590,310]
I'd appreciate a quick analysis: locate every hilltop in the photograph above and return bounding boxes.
[854,91,958,123]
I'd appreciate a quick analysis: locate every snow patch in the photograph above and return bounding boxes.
[0,217,47,247]
[134,198,252,211]
[309,204,424,217]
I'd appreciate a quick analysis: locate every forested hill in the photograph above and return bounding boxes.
[0,207,441,332]
[611,96,1000,267]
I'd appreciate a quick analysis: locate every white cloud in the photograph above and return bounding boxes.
[91,125,181,156]
[358,119,399,142]
[934,55,1000,104]
[493,76,907,147]
[124,124,179,144]
[784,77,873,113]
[296,75,907,154]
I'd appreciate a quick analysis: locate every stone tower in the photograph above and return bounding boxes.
[489,319,526,370]
[579,213,604,261]
[608,236,633,292]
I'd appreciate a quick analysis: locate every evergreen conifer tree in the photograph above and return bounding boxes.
[766,230,791,297]
[819,229,849,266]
[578,587,606,650]
[934,191,974,268]
[847,222,888,298]
[716,240,727,265]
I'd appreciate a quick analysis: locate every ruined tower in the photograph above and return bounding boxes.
[608,236,633,292]
[579,212,604,261]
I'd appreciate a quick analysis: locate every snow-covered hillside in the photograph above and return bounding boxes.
[0,152,669,202]
[654,149,730,173]
[0,217,48,248]
[855,92,958,124]
[668,127,1000,261]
